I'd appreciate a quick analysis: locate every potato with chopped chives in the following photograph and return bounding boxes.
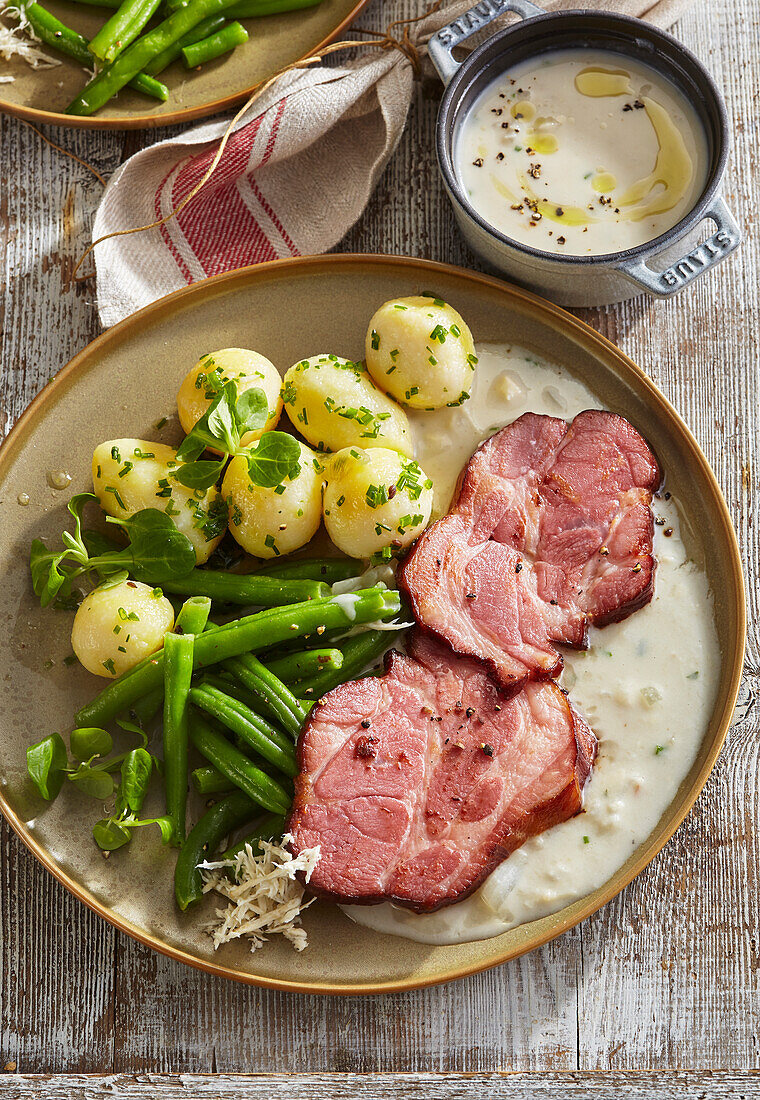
[71,578,175,678]
[92,439,225,564]
[364,296,478,410]
[177,349,283,447]
[281,354,412,455]
[222,441,323,559]
[322,447,434,560]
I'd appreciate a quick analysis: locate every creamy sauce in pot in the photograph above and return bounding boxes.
[342,343,719,945]
[455,50,709,257]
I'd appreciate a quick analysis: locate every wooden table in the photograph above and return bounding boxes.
[0,0,758,1093]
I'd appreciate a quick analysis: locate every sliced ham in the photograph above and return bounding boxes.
[399,410,661,691]
[287,633,596,913]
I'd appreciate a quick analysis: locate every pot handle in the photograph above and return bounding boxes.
[614,195,742,298]
[428,0,545,86]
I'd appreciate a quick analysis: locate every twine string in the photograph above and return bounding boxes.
[21,119,108,186]
[72,0,441,281]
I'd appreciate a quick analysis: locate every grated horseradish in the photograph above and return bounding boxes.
[200,834,320,953]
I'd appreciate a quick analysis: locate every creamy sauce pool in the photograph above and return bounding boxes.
[455,50,708,256]
[342,343,719,945]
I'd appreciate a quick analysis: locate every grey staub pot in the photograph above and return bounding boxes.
[429,0,742,306]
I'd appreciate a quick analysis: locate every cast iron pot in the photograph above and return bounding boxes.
[429,0,742,306]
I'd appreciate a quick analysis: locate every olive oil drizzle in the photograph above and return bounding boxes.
[509,65,695,229]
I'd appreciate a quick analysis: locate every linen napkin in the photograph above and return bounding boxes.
[93,0,695,327]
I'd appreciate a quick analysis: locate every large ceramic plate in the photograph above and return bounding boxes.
[0,0,367,129]
[0,255,744,993]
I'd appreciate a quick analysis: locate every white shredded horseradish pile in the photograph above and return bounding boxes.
[200,835,321,954]
[0,0,61,77]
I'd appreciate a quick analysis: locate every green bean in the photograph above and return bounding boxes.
[254,557,363,583]
[66,0,245,115]
[259,621,369,661]
[295,630,398,698]
[148,569,330,607]
[265,648,343,684]
[174,595,212,635]
[189,712,291,815]
[24,3,168,99]
[195,678,293,772]
[88,0,163,62]
[163,632,194,845]
[75,589,399,727]
[174,788,255,910]
[123,601,209,723]
[191,764,235,795]
[189,684,296,777]
[167,0,321,14]
[143,13,227,73]
[220,813,285,860]
[223,654,307,740]
[181,19,246,65]
[198,673,295,751]
[128,685,163,726]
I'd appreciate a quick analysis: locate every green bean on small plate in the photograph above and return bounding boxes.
[0,0,369,128]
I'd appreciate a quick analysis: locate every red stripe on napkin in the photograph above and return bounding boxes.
[155,98,292,283]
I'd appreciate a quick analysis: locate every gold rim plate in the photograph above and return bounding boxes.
[0,0,368,130]
[0,254,745,993]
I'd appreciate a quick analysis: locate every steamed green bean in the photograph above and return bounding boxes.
[181,19,247,66]
[75,589,399,727]
[163,631,194,844]
[223,654,307,740]
[66,0,245,115]
[88,0,163,62]
[189,683,297,777]
[174,788,256,910]
[189,712,291,815]
[147,569,330,607]
[24,3,168,99]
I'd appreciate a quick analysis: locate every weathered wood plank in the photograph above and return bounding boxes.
[0,113,124,1075]
[2,1071,760,1098]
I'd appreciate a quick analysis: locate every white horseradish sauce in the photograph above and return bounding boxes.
[455,49,709,256]
[341,343,719,945]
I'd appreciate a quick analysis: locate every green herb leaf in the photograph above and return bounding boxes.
[27,733,69,801]
[30,540,71,608]
[119,748,153,816]
[70,726,113,762]
[115,718,149,748]
[70,769,116,800]
[93,819,132,851]
[246,432,301,488]
[113,509,196,583]
[146,816,174,845]
[235,386,269,436]
[172,459,227,491]
[66,493,97,548]
[177,381,240,462]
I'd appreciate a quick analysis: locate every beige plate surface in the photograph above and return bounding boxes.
[0,255,745,994]
[0,0,367,129]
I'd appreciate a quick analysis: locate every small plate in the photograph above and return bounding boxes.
[0,0,368,129]
[0,255,745,993]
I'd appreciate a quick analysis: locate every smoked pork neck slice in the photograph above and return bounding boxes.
[399,410,661,692]
[287,634,596,913]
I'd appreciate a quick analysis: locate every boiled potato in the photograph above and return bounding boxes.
[71,579,174,679]
[282,355,411,455]
[364,296,478,410]
[222,441,323,559]
[177,348,283,447]
[322,447,433,559]
[92,439,225,564]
